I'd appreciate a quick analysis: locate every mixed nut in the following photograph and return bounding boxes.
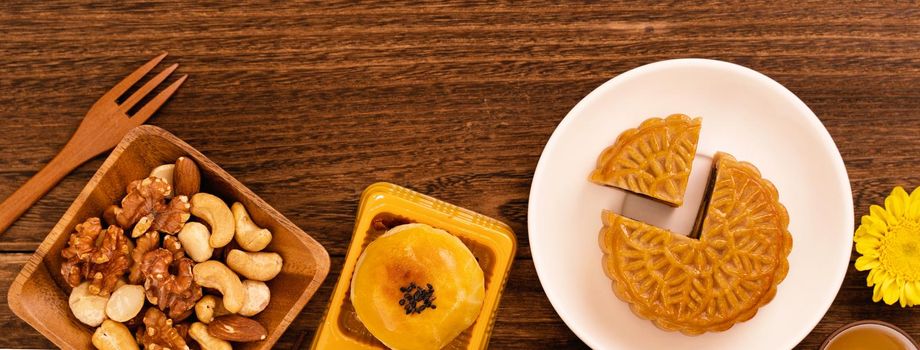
[60,157,283,350]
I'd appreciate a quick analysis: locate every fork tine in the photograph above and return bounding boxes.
[131,74,188,122]
[102,52,168,101]
[120,63,178,111]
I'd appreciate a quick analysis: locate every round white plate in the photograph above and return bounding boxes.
[528,59,853,350]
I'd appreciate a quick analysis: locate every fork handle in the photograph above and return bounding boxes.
[0,149,86,234]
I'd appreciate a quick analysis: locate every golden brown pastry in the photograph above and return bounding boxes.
[350,223,485,349]
[590,114,701,207]
[600,152,792,335]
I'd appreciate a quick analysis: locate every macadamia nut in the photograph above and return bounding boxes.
[105,284,145,322]
[69,282,109,327]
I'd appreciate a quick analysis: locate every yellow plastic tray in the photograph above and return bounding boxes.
[311,182,517,350]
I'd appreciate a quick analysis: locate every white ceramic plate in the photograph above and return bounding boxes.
[528,59,853,350]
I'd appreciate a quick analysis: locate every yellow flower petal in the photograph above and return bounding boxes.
[859,247,880,259]
[873,282,884,302]
[871,204,898,226]
[860,215,889,238]
[861,214,885,230]
[904,282,920,307]
[856,226,884,241]
[853,226,865,239]
[866,269,878,287]
[879,270,893,287]
[855,238,881,255]
[908,187,920,219]
[855,256,880,271]
[855,225,882,240]
[910,282,920,306]
[882,277,900,305]
[886,187,909,219]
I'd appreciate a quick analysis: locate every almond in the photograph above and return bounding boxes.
[174,156,201,197]
[207,315,267,342]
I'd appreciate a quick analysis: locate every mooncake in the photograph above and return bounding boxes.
[599,152,792,335]
[350,223,485,349]
[590,114,702,207]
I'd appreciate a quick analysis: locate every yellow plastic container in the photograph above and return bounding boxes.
[311,182,517,350]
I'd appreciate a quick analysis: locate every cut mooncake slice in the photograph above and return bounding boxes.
[599,152,792,335]
[590,114,702,207]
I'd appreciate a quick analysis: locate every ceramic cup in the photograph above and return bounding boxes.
[820,320,919,350]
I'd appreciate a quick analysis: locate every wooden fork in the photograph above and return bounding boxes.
[0,52,187,234]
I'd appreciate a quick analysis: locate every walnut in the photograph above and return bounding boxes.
[62,218,102,260]
[173,322,192,345]
[61,218,103,287]
[85,226,132,295]
[108,177,191,237]
[153,196,192,235]
[60,259,83,289]
[141,248,202,320]
[106,177,168,227]
[130,231,160,284]
[137,308,189,350]
[60,217,131,295]
[163,235,186,261]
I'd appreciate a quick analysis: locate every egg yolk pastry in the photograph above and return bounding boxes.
[350,223,485,349]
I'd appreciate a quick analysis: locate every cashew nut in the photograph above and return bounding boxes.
[193,261,245,314]
[231,202,272,252]
[195,295,230,324]
[178,222,214,262]
[149,164,176,197]
[226,249,283,281]
[69,282,109,327]
[239,280,271,316]
[105,284,145,322]
[189,322,231,350]
[190,193,234,248]
[92,320,139,350]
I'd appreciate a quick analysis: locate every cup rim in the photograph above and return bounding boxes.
[820,320,919,349]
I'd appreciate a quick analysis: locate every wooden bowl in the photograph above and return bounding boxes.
[7,125,330,349]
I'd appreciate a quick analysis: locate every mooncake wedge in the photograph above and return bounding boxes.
[590,114,701,207]
[600,152,792,335]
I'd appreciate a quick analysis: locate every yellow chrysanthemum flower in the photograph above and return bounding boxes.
[854,186,920,307]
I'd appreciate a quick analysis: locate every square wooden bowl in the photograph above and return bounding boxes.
[8,125,330,349]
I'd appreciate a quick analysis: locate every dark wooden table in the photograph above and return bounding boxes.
[1,1,918,349]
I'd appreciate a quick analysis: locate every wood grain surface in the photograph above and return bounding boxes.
[0,1,918,349]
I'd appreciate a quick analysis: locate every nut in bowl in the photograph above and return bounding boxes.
[8,125,329,349]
